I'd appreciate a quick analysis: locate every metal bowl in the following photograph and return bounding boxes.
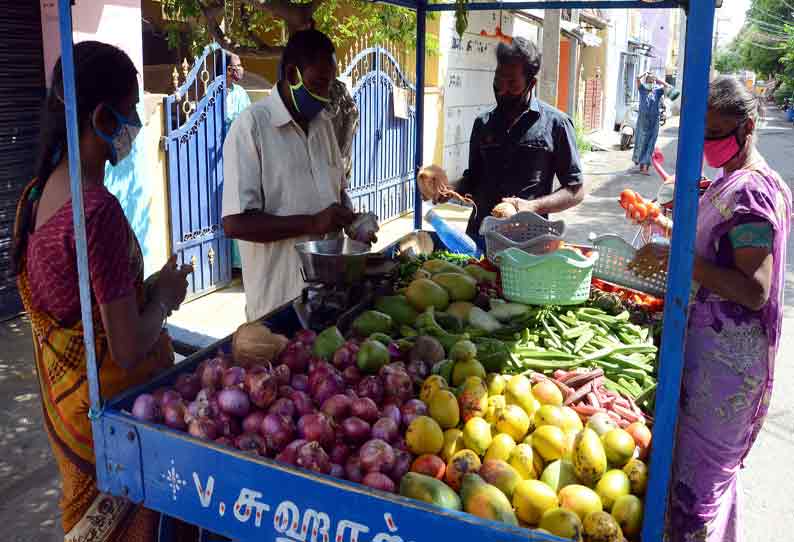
[295,238,371,285]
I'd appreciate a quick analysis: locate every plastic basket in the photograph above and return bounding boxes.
[589,233,667,296]
[496,247,599,305]
[479,211,566,262]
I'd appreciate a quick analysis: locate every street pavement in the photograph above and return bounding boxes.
[1,109,792,540]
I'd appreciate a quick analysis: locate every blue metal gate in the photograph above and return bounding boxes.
[342,46,417,222]
[163,44,230,299]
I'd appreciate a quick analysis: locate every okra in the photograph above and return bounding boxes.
[514,348,578,361]
[573,329,596,354]
[562,324,590,340]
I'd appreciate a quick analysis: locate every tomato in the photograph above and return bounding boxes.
[619,189,637,209]
[647,203,661,220]
[632,203,649,222]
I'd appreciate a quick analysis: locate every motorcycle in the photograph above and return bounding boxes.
[619,102,639,151]
[659,97,669,127]
[780,97,791,112]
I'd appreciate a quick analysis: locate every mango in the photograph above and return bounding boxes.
[534,405,566,430]
[312,326,345,360]
[484,395,506,425]
[586,412,618,437]
[460,474,519,526]
[486,373,507,396]
[611,495,643,538]
[625,422,652,461]
[375,295,419,326]
[573,428,608,486]
[422,259,464,275]
[601,429,636,468]
[582,511,622,542]
[445,450,481,491]
[560,406,585,433]
[406,416,444,455]
[505,375,538,416]
[622,459,648,496]
[595,469,631,511]
[352,310,393,337]
[540,459,579,493]
[539,508,583,541]
[509,443,537,480]
[563,429,580,462]
[410,454,446,480]
[449,339,477,362]
[496,404,531,442]
[451,359,486,386]
[441,429,466,463]
[479,459,522,499]
[532,379,564,406]
[457,380,488,422]
[485,433,517,463]
[464,264,497,283]
[513,479,559,525]
[356,339,391,374]
[432,272,477,301]
[400,472,461,511]
[405,278,450,312]
[447,301,474,323]
[558,484,603,521]
[420,375,447,403]
[463,417,492,456]
[522,434,547,475]
[428,389,460,429]
[533,425,567,463]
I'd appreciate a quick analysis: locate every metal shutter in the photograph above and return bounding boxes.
[0,1,44,319]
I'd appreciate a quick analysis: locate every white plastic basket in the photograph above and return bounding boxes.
[479,211,566,262]
[588,233,667,296]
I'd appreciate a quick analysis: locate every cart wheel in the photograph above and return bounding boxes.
[620,133,633,150]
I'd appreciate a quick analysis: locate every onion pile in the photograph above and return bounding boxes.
[130,332,427,493]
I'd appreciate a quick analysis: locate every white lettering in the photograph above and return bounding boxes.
[192,473,214,508]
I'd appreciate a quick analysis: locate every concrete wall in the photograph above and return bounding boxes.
[640,9,673,77]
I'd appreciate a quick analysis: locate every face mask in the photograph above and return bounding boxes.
[495,84,530,116]
[703,127,742,169]
[230,66,244,82]
[94,105,142,165]
[289,68,330,122]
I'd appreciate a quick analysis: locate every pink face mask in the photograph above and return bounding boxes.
[703,128,741,168]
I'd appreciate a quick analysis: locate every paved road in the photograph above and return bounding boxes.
[1,109,792,541]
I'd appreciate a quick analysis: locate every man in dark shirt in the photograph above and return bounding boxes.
[423,37,585,248]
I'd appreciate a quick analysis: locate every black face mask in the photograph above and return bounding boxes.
[495,83,531,116]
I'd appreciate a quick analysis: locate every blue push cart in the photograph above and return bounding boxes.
[54,0,718,540]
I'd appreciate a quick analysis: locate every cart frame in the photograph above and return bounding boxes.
[53,0,716,540]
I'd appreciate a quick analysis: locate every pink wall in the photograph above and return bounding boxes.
[40,0,143,86]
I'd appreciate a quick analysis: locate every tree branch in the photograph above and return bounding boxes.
[242,0,320,35]
[197,0,284,58]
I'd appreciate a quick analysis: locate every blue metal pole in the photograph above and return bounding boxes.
[642,2,716,540]
[413,1,426,230]
[58,0,102,415]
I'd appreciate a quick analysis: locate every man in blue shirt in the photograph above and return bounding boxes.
[420,37,585,249]
[633,71,671,175]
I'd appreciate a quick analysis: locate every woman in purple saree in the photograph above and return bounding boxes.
[637,76,792,541]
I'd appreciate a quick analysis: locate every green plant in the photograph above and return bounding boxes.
[574,117,592,155]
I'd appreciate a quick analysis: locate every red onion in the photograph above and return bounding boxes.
[321,394,352,421]
[201,358,227,390]
[342,366,362,386]
[175,373,201,401]
[273,364,291,386]
[279,344,310,373]
[332,341,359,370]
[132,394,160,422]
[341,417,371,445]
[359,439,396,473]
[245,370,278,409]
[215,436,234,448]
[382,396,404,409]
[393,437,409,452]
[217,387,251,417]
[380,361,407,376]
[362,472,396,492]
[275,439,307,465]
[372,417,399,443]
[268,397,296,418]
[308,361,336,391]
[222,366,246,388]
[291,373,309,392]
[290,390,315,416]
[311,376,344,407]
[296,441,331,474]
[329,463,345,479]
[350,397,379,423]
[383,370,413,403]
[381,404,402,427]
[387,342,403,360]
[188,417,219,441]
[330,442,352,465]
[278,385,295,399]
[345,388,359,400]
[162,400,187,430]
[153,388,181,407]
[242,410,267,434]
[345,455,365,483]
[297,413,335,449]
[400,399,428,428]
[356,376,384,404]
[389,449,413,482]
[406,359,430,386]
[235,432,266,456]
[295,330,317,346]
[216,411,242,438]
[261,414,295,453]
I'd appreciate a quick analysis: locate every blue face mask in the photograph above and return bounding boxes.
[289,68,331,122]
[94,105,142,165]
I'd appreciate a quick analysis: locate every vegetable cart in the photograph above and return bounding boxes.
[55,0,718,540]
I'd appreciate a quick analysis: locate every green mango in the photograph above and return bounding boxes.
[312,326,345,360]
[369,332,393,346]
[432,359,455,383]
[352,310,393,337]
[374,295,419,326]
[435,312,463,333]
[356,339,391,374]
[433,272,477,301]
[464,264,498,284]
[399,325,418,338]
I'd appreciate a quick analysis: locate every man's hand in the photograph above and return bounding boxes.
[502,197,539,214]
[418,165,451,203]
[154,256,194,315]
[313,204,354,235]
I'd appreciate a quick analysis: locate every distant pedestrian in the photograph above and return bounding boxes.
[633,71,671,175]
